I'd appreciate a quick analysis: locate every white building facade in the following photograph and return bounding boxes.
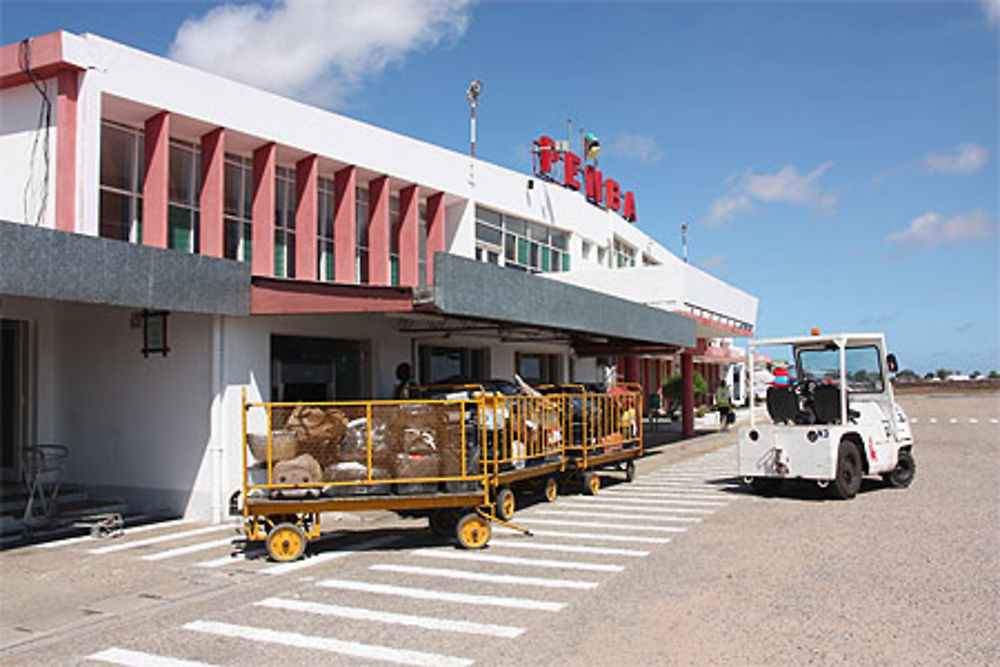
[0,31,757,522]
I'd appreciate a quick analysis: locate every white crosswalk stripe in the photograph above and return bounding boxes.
[261,535,399,576]
[494,525,672,544]
[88,525,234,555]
[255,597,525,638]
[38,518,196,550]
[370,563,598,590]
[141,537,235,562]
[411,548,625,572]
[87,647,216,666]
[582,495,727,507]
[183,620,472,667]
[488,538,649,557]
[515,517,687,533]
[533,509,702,523]
[602,490,729,501]
[317,577,565,610]
[558,500,715,514]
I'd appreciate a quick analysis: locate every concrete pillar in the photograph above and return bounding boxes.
[368,175,390,285]
[199,127,225,257]
[398,184,419,286]
[251,142,276,277]
[142,111,170,248]
[333,165,356,283]
[682,350,695,437]
[55,70,78,232]
[295,154,318,281]
[425,191,445,284]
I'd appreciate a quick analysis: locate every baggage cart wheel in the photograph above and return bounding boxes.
[584,472,601,496]
[429,509,458,538]
[625,460,636,483]
[456,512,491,549]
[496,487,516,522]
[543,476,559,503]
[266,522,306,562]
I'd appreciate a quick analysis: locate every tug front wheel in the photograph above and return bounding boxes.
[456,512,491,549]
[266,522,306,562]
[883,449,915,488]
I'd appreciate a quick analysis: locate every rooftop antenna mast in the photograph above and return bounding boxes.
[466,79,482,158]
[681,221,689,263]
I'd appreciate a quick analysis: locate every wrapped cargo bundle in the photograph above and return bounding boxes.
[322,461,392,496]
[285,406,349,468]
[247,430,298,462]
[271,453,322,498]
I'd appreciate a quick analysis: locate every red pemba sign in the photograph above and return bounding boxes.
[534,135,637,222]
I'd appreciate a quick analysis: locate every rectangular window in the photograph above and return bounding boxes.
[613,237,636,268]
[475,205,571,274]
[418,203,428,286]
[419,345,489,384]
[317,176,335,281]
[274,166,296,278]
[516,352,561,384]
[224,153,253,263]
[168,139,200,254]
[99,122,143,243]
[355,186,369,284]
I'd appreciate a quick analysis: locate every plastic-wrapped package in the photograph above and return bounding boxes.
[323,462,391,496]
[392,452,440,495]
[271,453,322,499]
[247,430,298,463]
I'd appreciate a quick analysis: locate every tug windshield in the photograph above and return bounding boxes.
[796,345,884,393]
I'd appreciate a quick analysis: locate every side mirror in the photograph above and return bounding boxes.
[887,353,898,373]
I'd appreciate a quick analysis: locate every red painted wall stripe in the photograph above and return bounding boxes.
[295,154,318,281]
[367,175,390,286]
[333,165,356,284]
[55,69,77,232]
[425,191,445,285]
[397,184,419,287]
[251,142,276,277]
[199,127,225,257]
[142,111,170,248]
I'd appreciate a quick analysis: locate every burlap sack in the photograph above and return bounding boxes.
[247,430,298,463]
[271,453,322,498]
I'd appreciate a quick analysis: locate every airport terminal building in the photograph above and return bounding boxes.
[0,31,757,523]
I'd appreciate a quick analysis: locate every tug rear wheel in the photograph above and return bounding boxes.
[266,522,306,562]
[456,512,491,549]
[496,487,516,521]
[543,476,559,502]
[830,439,862,500]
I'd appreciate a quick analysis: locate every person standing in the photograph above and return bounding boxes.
[393,362,414,399]
[716,380,732,430]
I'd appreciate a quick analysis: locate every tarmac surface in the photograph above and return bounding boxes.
[0,392,996,665]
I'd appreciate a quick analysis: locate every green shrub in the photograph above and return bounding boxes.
[662,371,708,406]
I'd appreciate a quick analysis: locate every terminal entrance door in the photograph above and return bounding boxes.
[1,320,29,483]
[270,335,367,402]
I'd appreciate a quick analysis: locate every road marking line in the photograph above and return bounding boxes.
[255,597,524,638]
[412,548,624,572]
[582,495,727,507]
[141,537,234,562]
[558,501,715,515]
[317,578,565,611]
[370,563,598,589]
[968,418,978,424]
[991,418,999,424]
[88,525,234,555]
[183,620,471,667]
[910,418,919,424]
[261,535,399,576]
[515,518,687,533]
[534,509,702,523]
[86,647,216,666]
[949,418,958,423]
[37,518,195,550]
[488,538,649,557]
[195,554,243,569]
[493,526,672,544]
[929,418,938,423]
[603,490,728,501]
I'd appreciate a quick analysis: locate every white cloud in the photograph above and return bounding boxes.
[699,254,727,270]
[886,208,994,249]
[704,161,837,226]
[605,132,664,165]
[924,143,989,174]
[984,0,1000,25]
[169,0,472,108]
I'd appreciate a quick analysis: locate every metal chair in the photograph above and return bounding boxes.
[22,444,68,527]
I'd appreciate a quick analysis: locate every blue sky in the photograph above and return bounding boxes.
[3,1,998,374]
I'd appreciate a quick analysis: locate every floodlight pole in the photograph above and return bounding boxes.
[467,79,481,159]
